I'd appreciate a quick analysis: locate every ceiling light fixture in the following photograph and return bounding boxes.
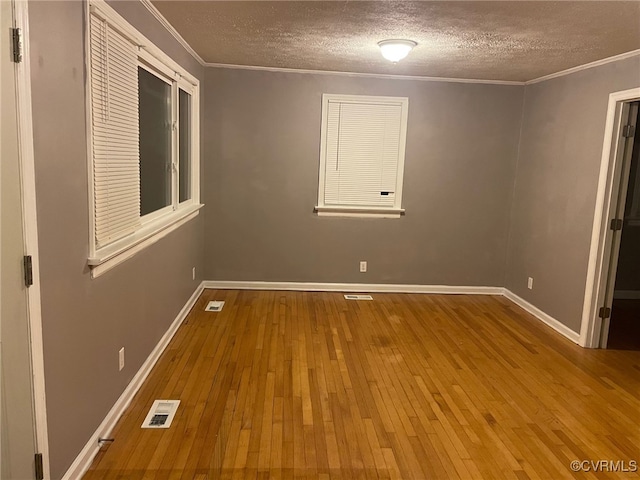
[377,39,417,63]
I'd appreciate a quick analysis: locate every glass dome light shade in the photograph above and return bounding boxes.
[377,39,417,62]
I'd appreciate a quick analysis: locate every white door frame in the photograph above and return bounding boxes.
[580,87,640,348]
[12,0,50,477]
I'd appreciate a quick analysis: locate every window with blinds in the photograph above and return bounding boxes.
[316,94,409,217]
[89,13,140,248]
[86,0,201,276]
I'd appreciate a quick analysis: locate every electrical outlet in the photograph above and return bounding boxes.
[192,267,196,281]
[119,347,125,371]
[360,261,367,273]
[527,277,534,290]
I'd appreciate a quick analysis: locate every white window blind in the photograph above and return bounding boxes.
[316,94,409,219]
[89,13,140,248]
[324,101,403,207]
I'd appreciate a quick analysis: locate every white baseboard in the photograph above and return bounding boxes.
[61,284,204,480]
[613,290,640,300]
[202,280,503,295]
[204,281,580,344]
[503,289,580,344]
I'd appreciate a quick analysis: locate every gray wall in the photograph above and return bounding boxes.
[505,56,640,333]
[28,2,204,478]
[203,68,524,286]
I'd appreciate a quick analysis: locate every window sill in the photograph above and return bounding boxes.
[315,205,405,218]
[88,203,203,278]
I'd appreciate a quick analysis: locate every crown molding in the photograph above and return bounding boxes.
[139,0,206,66]
[526,49,640,85]
[203,62,525,86]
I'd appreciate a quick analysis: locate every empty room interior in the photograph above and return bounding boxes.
[2,0,640,479]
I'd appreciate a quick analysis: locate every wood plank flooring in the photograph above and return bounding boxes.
[83,290,640,479]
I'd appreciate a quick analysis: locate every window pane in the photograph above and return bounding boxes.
[179,89,191,203]
[139,67,171,216]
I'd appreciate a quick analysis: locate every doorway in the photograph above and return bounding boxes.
[607,105,640,350]
[582,95,640,349]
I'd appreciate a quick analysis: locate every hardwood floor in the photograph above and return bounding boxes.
[83,290,640,479]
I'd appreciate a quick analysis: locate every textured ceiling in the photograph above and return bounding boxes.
[150,1,640,82]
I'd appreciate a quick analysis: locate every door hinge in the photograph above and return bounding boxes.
[598,306,611,319]
[35,453,44,480]
[610,218,623,231]
[23,255,33,287]
[11,27,23,63]
[622,124,636,138]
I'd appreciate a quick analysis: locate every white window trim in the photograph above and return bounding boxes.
[315,205,405,218]
[88,204,202,278]
[315,93,409,218]
[85,0,201,277]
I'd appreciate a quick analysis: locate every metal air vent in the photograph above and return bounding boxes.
[141,400,180,429]
[344,294,373,300]
[205,300,225,312]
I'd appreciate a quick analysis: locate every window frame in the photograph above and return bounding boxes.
[137,61,174,221]
[178,87,195,205]
[86,0,201,277]
[315,93,409,218]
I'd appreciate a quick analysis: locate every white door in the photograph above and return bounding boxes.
[1,0,39,478]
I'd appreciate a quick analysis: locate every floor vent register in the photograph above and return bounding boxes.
[205,300,225,312]
[344,294,374,300]
[141,400,180,429]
